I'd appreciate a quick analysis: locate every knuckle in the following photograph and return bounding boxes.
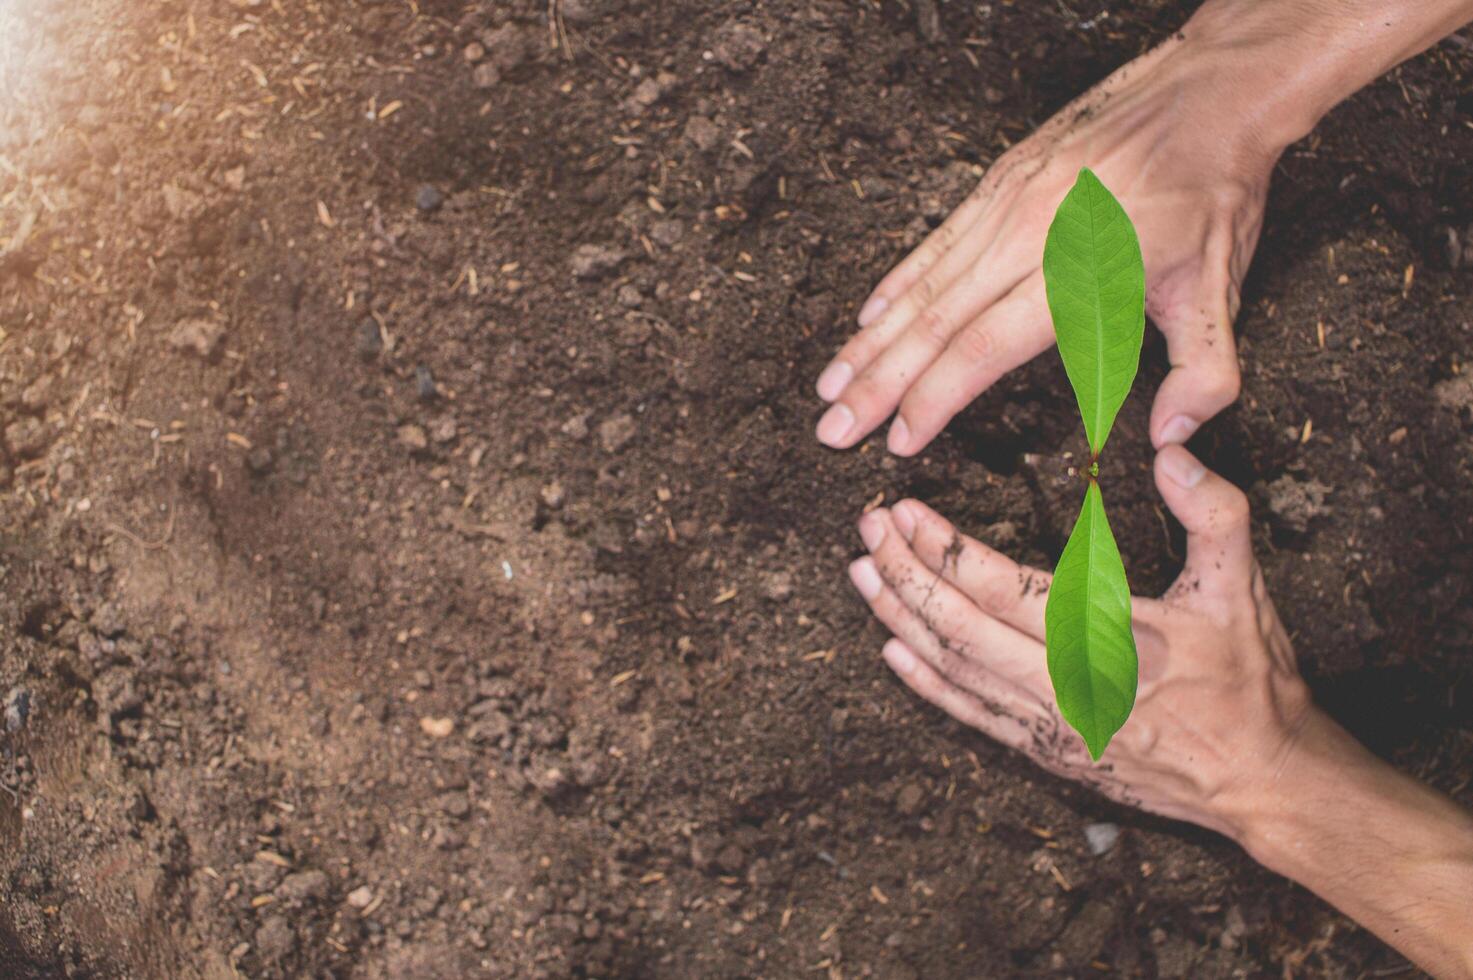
[839,388,878,425]
[903,663,940,700]
[1216,489,1251,531]
[900,385,949,434]
[1223,368,1243,403]
[930,221,956,253]
[841,334,881,369]
[915,676,946,706]
[1119,717,1159,757]
[977,574,1019,615]
[1206,362,1242,405]
[1250,565,1269,603]
[874,550,909,583]
[867,581,897,616]
[834,335,866,364]
[910,274,936,309]
[954,322,996,363]
[843,374,896,422]
[1201,600,1239,632]
[934,646,971,683]
[913,307,952,348]
[1224,280,1244,323]
[911,243,942,278]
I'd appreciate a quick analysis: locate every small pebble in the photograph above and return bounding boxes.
[254,917,295,963]
[246,447,274,474]
[561,413,590,440]
[440,792,471,818]
[570,243,628,280]
[710,22,766,71]
[167,317,225,359]
[1265,475,1332,533]
[415,365,438,401]
[277,869,331,904]
[762,571,793,602]
[4,419,49,459]
[420,716,454,738]
[356,319,383,360]
[649,219,684,247]
[472,62,501,89]
[415,185,445,213]
[4,688,32,733]
[598,413,637,453]
[894,782,925,816]
[1084,822,1120,856]
[683,115,721,151]
[397,425,428,451]
[21,375,53,411]
[631,76,665,107]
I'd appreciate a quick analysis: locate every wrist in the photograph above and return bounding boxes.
[1220,707,1378,871]
[1174,0,1473,153]
[1221,707,1473,977]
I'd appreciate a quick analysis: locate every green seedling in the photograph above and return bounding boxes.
[1040,168,1146,761]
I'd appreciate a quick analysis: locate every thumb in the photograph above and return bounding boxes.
[1153,445,1254,592]
[1148,269,1242,449]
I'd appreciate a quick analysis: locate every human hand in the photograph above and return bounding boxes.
[847,446,1315,839]
[816,34,1277,456]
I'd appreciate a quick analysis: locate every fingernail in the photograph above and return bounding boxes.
[1160,448,1206,489]
[858,296,889,327]
[816,403,855,447]
[883,638,917,675]
[858,512,886,551]
[886,415,911,454]
[849,557,883,600]
[1159,414,1200,446]
[815,361,853,401]
[892,501,916,540]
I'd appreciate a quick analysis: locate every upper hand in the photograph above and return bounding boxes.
[816,36,1276,456]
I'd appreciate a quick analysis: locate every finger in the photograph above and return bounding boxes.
[1147,261,1242,448]
[817,218,1001,405]
[859,510,1048,694]
[857,145,1049,328]
[889,498,1052,641]
[1153,445,1254,591]
[854,178,998,328]
[889,273,1054,455]
[850,556,1039,709]
[817,257,1033,448]
[880,638,1036,753]
[895,497,1171,653]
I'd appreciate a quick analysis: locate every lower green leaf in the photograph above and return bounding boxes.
[1044,481,1138,760]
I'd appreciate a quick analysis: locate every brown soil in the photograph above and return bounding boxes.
[1,0,1471,977]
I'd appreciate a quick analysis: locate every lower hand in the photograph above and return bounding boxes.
[847,446,1314,838]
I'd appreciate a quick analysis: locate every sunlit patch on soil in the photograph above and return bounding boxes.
[0,0,45,97]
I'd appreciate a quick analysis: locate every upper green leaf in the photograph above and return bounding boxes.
[1043,481,1138,760]
[1042,168,1145,456]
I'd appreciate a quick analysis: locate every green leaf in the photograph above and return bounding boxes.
[1042,168,1145,457]
[1044,482,1138,760]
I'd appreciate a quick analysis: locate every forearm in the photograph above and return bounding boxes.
[1179,0,1473,150]
[1229,711,1473,978]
